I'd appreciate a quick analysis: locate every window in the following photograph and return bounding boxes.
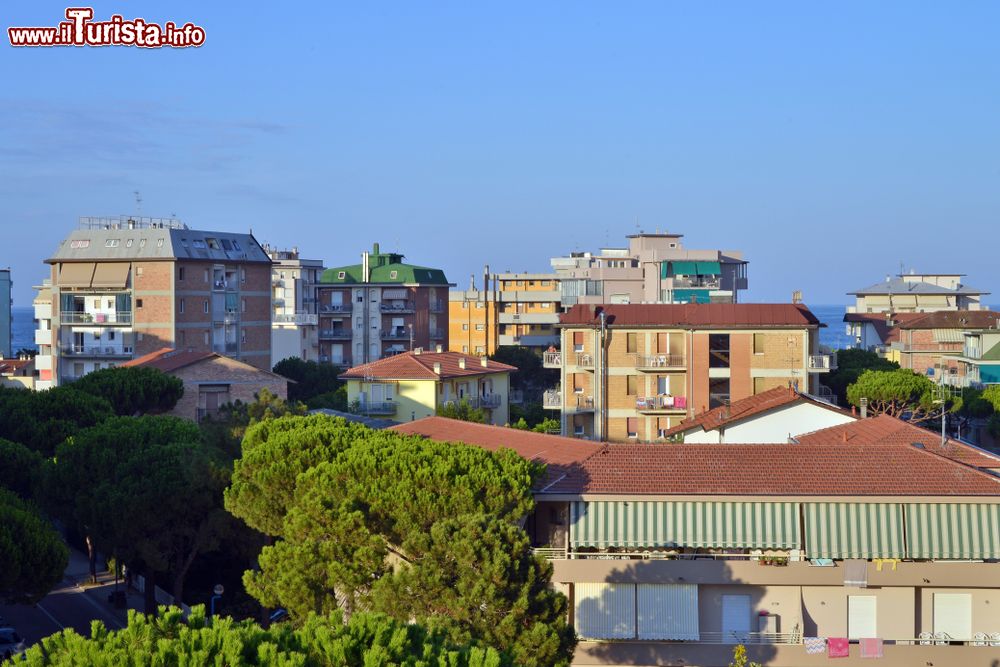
[627,417,638,439]
[203,300,209,314]
[231,239,242,251]
[627,375,638,396]
[709,333,730,368]
[179,299,185,314]
[389,270,398,279]
[93,298,100,308]
[204,268,209,282]
[125,239,133,248]
[338,271,347,280]
[192,239,206,249]
[753,333,765,355]
[206,238,220,250]
[574,420,585,436]
[241,298,247,313]
[139,239,146,248]
[203,331,210,345]
[462,345,468,353]
[476,302,484,309]
[241,329,247,343]
[157,239,164,248]
[178,266,185,281]
[626,333,637,354]
[475,324,485,331]
[475,346,484,354]
[753,377,767,395]
[573,331,584,352]
[136,298,144,309]
[105,239,120,247]
[657,417,670,439]
[108,330,115,341]
[572,373,584,394]
[136,266,143,276]
[709,377,730,409]
[70,239,90,249]
[460,323,468,331]
[462,302,468,310]
[240,269,246,284]
[221,239,233,251]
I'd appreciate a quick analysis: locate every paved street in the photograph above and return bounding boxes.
[0,548,144,648]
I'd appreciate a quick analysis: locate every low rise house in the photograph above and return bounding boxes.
[892,311,1000,384]
[395,415,1000,667]
[959,326,1000,386]
[123,347,289,421]
[339,347,516,424]
[0,355,34,389]
[662,385,856,443]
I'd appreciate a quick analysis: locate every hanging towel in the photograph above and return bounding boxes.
[860,638,883,658]
[827,637,850,658]
[804,637,826,654]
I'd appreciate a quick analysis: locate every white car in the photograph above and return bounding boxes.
[0,627,25,660]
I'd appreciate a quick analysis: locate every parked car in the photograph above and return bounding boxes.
[0,627,25,660]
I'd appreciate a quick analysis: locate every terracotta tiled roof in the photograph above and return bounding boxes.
[558,303,821,328]
[895,310,1000,330]
[390,416,602,490]
[0,358,33,374]
[339,351,516,380]
[122,348,215,372]
[843,312,928,344]
[662,386,853,438]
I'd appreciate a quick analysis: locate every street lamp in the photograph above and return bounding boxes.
[210,584,224,617]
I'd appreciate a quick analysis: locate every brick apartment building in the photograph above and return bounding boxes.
[545,303,833,441]
[36,217,272,386]
[317,243,452,366]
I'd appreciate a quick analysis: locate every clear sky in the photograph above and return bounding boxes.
[2,1,998,307]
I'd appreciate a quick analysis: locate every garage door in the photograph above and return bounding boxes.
[848,595,877,639]
[722,595,751,643]
[934,593,972,641]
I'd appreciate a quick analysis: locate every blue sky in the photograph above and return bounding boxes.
[2,1,998,307]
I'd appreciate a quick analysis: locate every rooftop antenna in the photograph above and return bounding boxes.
[133,191,142,216]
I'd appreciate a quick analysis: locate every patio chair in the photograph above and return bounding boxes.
[990,632,1000,647]
[972,632,988,646]
[918,632,932,645]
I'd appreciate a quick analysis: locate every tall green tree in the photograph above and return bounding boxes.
[0,488,68,604]
[0,386,112,456]
[46,416,230,610]
[14,606,508,666]
[826,348,899,406]
[71,366,184,416]
[0,438,44,500]
[846,368,949,422]
[272,357,344,403]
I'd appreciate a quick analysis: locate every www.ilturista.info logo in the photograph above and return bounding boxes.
[8,8,205,48]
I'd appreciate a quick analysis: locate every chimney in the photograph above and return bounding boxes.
[480,356,488,368]
[413,347,422,355]
[435,344,443,353]
[860,397,868,419]
[842,431,848,443]
[459,357,466,369]
[362,250,370,282]
[433,362,441,375]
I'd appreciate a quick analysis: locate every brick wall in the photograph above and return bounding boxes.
[165,355,288,421]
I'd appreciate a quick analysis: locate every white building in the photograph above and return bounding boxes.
[266,246,323,366]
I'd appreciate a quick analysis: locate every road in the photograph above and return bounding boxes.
[0,548,142,648]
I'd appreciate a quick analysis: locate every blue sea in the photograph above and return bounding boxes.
[809,304,852,351]
[11,306,35,354]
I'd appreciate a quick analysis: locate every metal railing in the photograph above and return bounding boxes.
[60,345,133,357]
[542,390,562,408]
[469,394,502,409]
[320,329,352,339]
[60,311,132,325]
[808,354,837,370]
[532,547,567,559]
[575,352,594,368]
[635,354,685,369]
[571,394,595,411]
[380,301,414,312]
[320,304,353,313]
[356,401,397,415]
[382,329,410,340]
[274,313,318,325]
[543,351,562,368]
[636,395,688,411]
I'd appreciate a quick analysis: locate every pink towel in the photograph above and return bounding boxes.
[827,637,850,658]
[860,638,883,658]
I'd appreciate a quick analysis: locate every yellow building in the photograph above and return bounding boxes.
[449,272,561,355]
[339,348,516,425]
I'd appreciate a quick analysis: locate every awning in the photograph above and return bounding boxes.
[932,329,965,343]
[667,261,699,276]
[906,503,1000,560]
[91,263,130,289]
[696,261,722,275]
[382,288,408,299]
[570,501,800,550]
[59,262,96,288]
[672,289,712,304]
[804,503,905,559]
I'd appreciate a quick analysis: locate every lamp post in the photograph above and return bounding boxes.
[210,584,224,617]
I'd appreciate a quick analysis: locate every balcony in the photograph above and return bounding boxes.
[319,329,352,340]
[60,345,134,358]
[318,355,350,366]
[35,329,52,346]
[380,301,415,313]
[382,329,410,340]
[568,394,595,412]
[469,394,502,409]
[430,303,446,313]
[574,352,594,368]
[60,311,132,325]
[635,354,685,370]
[807,354,837,372]
[542,390,562,409]
[272,278,285,287]
[274,313,319,325]
[356,401,397,415]
[543,351,562,368]
[636,395,688,413]
[213,342,239,355]
[320,304,353,313]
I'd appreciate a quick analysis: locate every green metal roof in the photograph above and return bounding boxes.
[320,243,450,285]
[981,342,1000,361]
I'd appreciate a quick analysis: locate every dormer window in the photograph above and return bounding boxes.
[389,270,398,279]
[338,271,346,279]
[192,239,206,249]
[105,239,120,247]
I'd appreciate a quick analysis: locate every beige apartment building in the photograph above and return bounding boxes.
[266,246,323,366]
[545,303,833,441]
[37,217,272,386]
[397,415,1000,667]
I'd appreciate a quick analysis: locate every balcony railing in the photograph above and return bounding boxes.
[380,301,414,313]
[635,354,685,369]
[382,329,410,340]
[60,311,132,325]
[274,313,319,325]
[543,351,562,368]
[808,354,837,371]
[542,390,562,409]
[356,401,397,415]
[636,395,688,412]
[574,352,594,368]
[570,394,594,412]
[319,329,352,340]
[319,355,351,366]
[60,345,134,357]
[213,342,239,355]
[469,394,502,409]
[320,304,353,313]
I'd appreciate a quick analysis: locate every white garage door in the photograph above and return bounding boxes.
[637,584,699,640]
[848,595,877,639]
[934,593,972,640]
[722,595,751,643]
[574,583,635,639]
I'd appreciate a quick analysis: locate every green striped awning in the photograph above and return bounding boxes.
[570,501,800,550]
[906,504,1000,560]
[696,261,722,275]
[804,503,905,559]
[666,261,699,277]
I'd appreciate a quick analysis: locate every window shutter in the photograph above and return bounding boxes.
[573,331,584,345]
[657,332,668,353]
[627,417,638,436]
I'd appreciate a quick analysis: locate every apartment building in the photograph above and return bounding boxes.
[340,347,515,424]
[38,217,272,386]
[266,246,323,366]
[317,243,452,366]
[552,232,748,306]
[448,271,561,355]
[0,269,10,359]
[959,324,1000,386]
[397,414,1000,667]
[545,303,832,441]
[887,311,1000,384]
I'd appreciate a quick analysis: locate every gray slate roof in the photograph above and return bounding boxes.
[47,226,270,263]
[849,277,988,296]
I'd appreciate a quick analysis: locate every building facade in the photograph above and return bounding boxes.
[339,348,515,424]
[266,246,323,366]
[39,217,272,386]
[545,304,832,441]
[396,415,1000,667]
[847,272,988,316]
[317,243,452,367]
[0,268,10,359]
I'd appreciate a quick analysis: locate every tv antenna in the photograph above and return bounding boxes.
[134,191,142,216]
